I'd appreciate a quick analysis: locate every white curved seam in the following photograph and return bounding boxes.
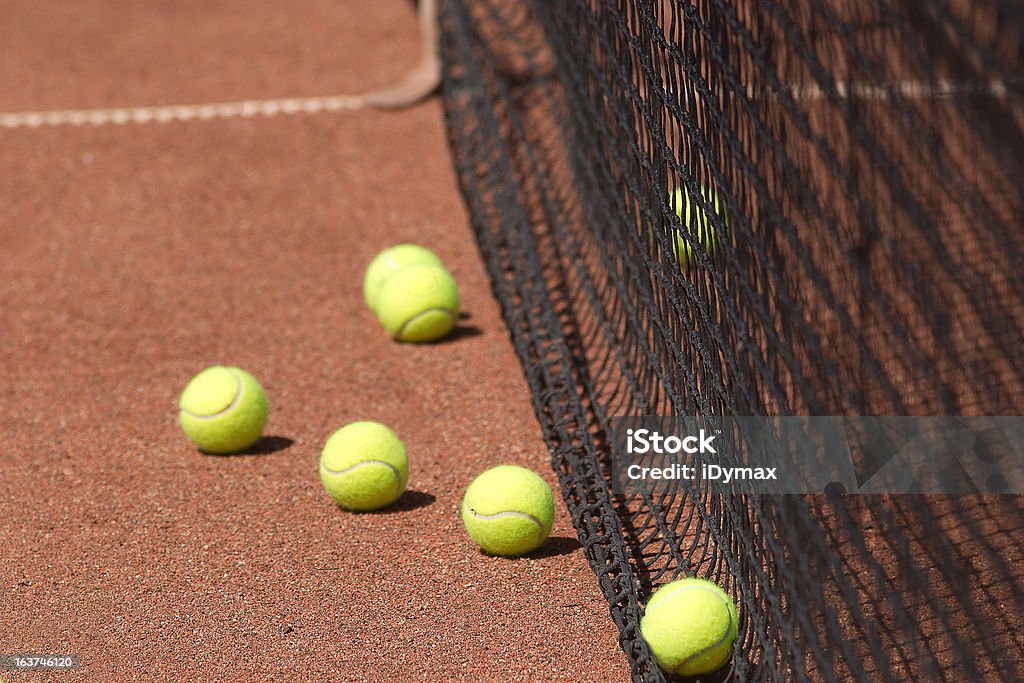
[674,609,734,675]
[466,508,544,542]
[394,307,454,340]
[322,459,401,486]
[179,369,244,420]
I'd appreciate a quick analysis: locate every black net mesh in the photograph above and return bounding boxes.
[438,0,1024,680]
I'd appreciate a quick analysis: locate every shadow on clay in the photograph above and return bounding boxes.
[355,489,437,514]
[476,536,583,560]
[528,536,583,558]
[445,324,483,341]
[203,435,295,457]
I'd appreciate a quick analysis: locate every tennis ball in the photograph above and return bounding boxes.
[319,421,408,511]
[375,263,460,342]
[363,244,444,313]
[461,465,555,556]
[670,186,726,266]
[640,577,739,677]
[178,366,268,454]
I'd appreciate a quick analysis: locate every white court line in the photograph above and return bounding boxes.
[0,79,1017,130]
[0,94,366,130]
[783,79,1015,101]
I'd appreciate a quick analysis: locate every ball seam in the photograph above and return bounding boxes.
[321,459,403,482]
[394,307,456,340]
[179,368,244,420]
[464,507,545,543]
[320,461,404,504]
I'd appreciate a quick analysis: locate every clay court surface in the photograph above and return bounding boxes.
[0,1,627,680]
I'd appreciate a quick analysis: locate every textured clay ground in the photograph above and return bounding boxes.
[0,1,628,680]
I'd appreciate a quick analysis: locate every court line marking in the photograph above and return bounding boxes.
[0,95,368,129]
[783,78,1016,101]
[0,79,1016,130]
[0,0,441,130]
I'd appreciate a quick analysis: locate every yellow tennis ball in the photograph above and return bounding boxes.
[363,244,444,313]
[640,577,739,677]
[670,186,726,266]
[178,366,268,454]
[375,263,460,342]
[461,465,555,556]
[319,421,409,511]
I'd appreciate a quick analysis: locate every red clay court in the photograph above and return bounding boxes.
[3,1,1023,682]
[0,1,626,680]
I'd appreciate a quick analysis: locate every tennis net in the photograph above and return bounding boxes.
[440,1,1024,680]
